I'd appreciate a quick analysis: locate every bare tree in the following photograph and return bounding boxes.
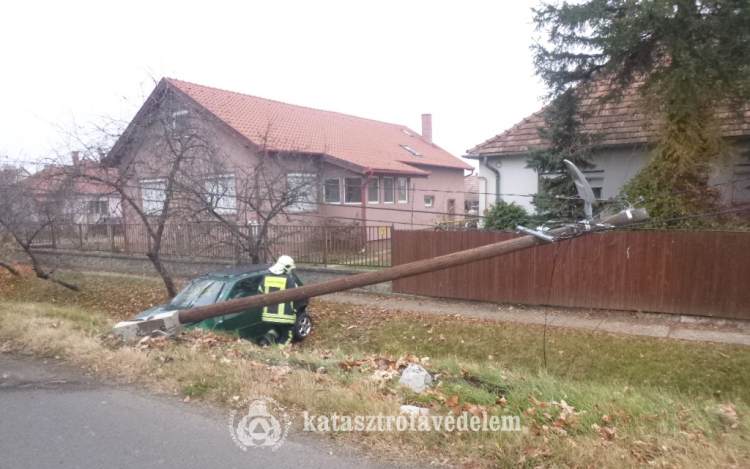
[0,231,20,276]
[0,165,80,290]
[62,90,215,297]
[174,125,324,264]
[57,78,364,295]
[62,86,336,293]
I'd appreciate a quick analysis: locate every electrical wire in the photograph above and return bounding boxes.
[6,156,750,203]
[4,158,750,229]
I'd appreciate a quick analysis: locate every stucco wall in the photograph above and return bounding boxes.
[117,89,466,231]
[475,141,750,216]
[707,141,750,205]
[307,165,466,229]
[476,154,539,214]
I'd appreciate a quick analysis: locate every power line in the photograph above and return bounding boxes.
[4,156,750,202]
[4,159,750,226]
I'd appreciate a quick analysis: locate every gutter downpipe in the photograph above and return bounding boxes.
[361,167,375,247]
[482,156,500,206]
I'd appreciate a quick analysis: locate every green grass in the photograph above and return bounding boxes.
[2,270,750,467]
[308,299,750,403]
[0,267,172,320]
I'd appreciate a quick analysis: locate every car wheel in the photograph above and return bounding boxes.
[293,311,313,341]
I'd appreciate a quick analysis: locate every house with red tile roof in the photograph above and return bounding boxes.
[464,81,750,215]
[107,78,471,229]
[23,156,121,225]
[0,166,31,184]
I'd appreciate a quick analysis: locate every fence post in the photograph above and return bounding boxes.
[78,224,83,248]
[390,224,395,267]
[262,229,268,263]
[108,224,115,252]
[323,223,328,267]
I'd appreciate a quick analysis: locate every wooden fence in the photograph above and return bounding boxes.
[392,230,750,319]
[31,223,392,267]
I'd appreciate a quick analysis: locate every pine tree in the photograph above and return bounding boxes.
[532,0,750,225]
[526,88,598,219]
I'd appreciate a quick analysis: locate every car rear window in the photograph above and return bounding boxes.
[170,279,227,308]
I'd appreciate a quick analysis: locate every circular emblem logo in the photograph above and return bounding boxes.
[229,396,290,451]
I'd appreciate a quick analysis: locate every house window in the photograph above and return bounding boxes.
[287,173,317,212]
[584,171,604,200]
[141,179,166,215]
[397,177,408,203]
[324,178,341,203]
[86,200,109,215]
[367,178,379,204]
[205,174,236,214]
[383,177,394,203]
[424,195,434,208]
[172,110,189,139]
[447,199,456,215]
[344,177,362,204]
[400,144,421,157]
[588,178,604,199]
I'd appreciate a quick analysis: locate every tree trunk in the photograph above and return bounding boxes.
[147,251,177,298]
[25,250,80,291]
[0,260,20,276]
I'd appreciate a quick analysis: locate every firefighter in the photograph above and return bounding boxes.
[259,255,297,347]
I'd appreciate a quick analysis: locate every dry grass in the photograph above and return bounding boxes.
[2,269,750,467]
[0,265,171,321]
[1,297,749,468]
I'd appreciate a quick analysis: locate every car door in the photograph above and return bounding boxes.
[216,276,267,338]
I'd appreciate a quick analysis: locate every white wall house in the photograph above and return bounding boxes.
[464,86,750,217]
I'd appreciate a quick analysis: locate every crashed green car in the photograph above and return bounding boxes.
[131,265,312,341]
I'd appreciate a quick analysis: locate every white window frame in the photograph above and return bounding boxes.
[287,173,318,212]
[171,110,189,139]
[424,195,434,208]
[344,177,362,204]
[86,199,109,215]
[323,178,341,204]
[205,174,237,214]
[383,177,394,204]
[397,177,408,203]
[367,178,379,204]
[141,179,166,215]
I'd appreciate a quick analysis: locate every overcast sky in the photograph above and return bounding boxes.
[1,0,546,170]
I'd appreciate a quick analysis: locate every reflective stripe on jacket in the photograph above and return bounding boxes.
[261,274,296,324]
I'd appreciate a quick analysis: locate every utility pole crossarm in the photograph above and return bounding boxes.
[178,209,648,325]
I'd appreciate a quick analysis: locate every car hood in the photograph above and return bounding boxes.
[131,304,183,320]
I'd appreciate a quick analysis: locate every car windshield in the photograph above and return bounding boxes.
[170,279,227,308]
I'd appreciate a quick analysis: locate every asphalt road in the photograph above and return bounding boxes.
[0,354,406,469]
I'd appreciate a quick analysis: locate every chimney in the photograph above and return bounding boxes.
[421,114,432,144]
[71,151,80,167]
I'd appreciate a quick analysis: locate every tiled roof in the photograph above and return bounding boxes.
[24,162,118,196]
[464,175,479,202]
[469,79,750,155]
[165,78,472,175]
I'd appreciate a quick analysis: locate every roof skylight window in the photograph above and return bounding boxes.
[401,129,413,136]
[400,144,422,157]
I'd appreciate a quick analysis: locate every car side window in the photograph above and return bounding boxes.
[228,277,263,300]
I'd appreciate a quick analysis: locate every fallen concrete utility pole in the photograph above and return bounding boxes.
[178,208,647,325]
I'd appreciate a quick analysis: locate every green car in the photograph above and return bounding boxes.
[131,265,312,342]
